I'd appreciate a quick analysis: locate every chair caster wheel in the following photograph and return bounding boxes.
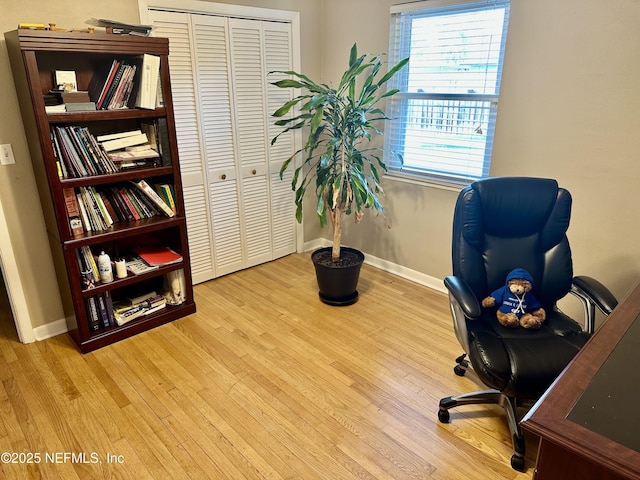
[454,365,466,376]
[438,409,450,423]
[510,454,525,472]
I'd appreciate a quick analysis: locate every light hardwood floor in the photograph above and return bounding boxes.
[0,254,537,479]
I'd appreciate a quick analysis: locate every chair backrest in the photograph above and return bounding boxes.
[452,177,573,308]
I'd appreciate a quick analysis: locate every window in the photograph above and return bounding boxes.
[385,0,510,184]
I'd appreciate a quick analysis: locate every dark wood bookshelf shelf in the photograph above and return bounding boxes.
[47,107,166,123]
[63,216,185,247]
[5,28,195,353]
[80,261,185,297]
[60,166,174,187]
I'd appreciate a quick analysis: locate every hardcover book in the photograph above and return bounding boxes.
[133,246,182,266]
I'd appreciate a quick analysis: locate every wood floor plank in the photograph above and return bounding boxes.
[0,253,537,479]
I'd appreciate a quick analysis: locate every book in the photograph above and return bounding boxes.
[143,303,166,316]
[108,64,137,109]
[100,133,149,152]
[79,246,99,284]
[101,62,127,110]
[118,159,158,170]
[61,91,90,103]
[108,148,160,162]
[86,297,101,331]
[131,179,174,217]
[135,54,161,109]
[133,246,182,266]
[89,59,120,110]
[103,291,116,327]
[118,188,141,220]
[45,104,67,114]
[76,193,92,231]
[65,102,97,112]
[127,290,158,306]
[155,184,176,214]
[96,294,110,328]
[113,304,145,326]
[96,130,143,142]
[142,294,166,309]
[62,187,84,235]
[56,127,88,176]
[126,255,160,275]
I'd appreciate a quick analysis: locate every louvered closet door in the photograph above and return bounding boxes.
[264,22,297,259]
[228,19,272,269]
[148,11,216,284]
[192,15,244,277]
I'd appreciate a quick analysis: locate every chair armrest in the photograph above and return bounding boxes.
[572,276,618,315]
[444,276,482,319]
[570,275,618,333]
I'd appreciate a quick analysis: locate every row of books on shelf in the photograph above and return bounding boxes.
[92,59,138,110]
[44,54,160,113]
[63,179,176,235]
[52,124,166,179]
[86,290,168,331]
[87,53,160,110]
[52,125,118,178]
[77,244,183,289]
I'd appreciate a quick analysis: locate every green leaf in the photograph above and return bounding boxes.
[349,43,358,66]
[310,106,324,135]
[375,57,409,87]
[272,79,307,89]
[378,88,400,100]
[295,203,303,223]
[272,98,301,117]
[279,158,292,179]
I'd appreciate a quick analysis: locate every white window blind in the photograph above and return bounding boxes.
[385,0,510,184]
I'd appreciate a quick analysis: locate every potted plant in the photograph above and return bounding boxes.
[270,43,408,305]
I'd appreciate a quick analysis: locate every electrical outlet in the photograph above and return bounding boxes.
[0,144,15,165]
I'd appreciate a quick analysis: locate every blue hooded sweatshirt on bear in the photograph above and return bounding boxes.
[488,268,541,318]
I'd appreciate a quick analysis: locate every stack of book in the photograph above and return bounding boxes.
[62,91,96,112]
[51,126,119,178]
[98,130,160,170]
[88,18,154,36]
[112,291,167,326]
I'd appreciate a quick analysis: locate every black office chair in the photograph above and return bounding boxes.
[437,177,618,471]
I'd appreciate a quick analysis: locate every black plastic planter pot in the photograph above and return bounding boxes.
[311,247,365,306]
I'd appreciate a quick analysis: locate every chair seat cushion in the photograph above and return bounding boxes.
[467,310,590,398]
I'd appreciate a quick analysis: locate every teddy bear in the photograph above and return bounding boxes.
[481,268,546,329]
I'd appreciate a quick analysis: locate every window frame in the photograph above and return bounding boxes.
[384,0,510,186]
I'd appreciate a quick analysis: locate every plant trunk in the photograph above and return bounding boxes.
[331,208,343,261]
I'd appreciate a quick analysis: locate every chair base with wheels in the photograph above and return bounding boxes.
[438,354,527,471]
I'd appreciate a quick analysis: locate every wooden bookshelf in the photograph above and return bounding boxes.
[5,29,196,353]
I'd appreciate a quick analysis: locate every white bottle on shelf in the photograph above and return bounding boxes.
[98,251,113,283]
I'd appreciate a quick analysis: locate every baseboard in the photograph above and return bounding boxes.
[301,240,447,294]
[32,317,68,341]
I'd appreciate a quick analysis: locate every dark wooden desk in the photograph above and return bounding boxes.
[521,282,640,480]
